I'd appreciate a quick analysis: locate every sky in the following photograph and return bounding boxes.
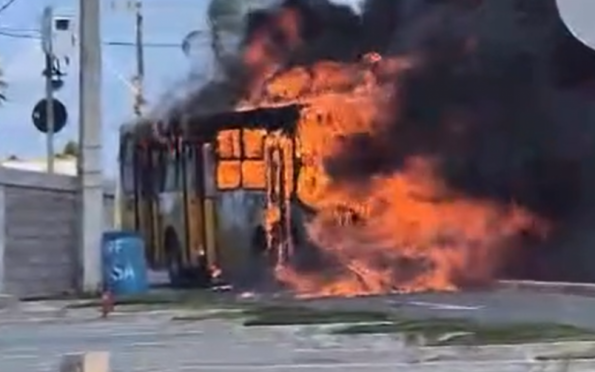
[0,0,211,176]
[0,0,592,178]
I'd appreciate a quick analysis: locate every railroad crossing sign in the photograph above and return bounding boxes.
[31,98,68,134]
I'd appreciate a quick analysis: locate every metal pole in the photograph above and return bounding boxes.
[133,0,144,117]
[115,0,144,228]
[44,6,55,174]
[78,0,104,293]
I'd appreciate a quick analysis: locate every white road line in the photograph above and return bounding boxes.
[0,347,40,353]
[129,341,171,347]
[0,354,38,360]
[108,330,204,338]
[406,301,484,311]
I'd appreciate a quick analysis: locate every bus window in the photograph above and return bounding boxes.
[217,130,241,159]
[184,144,197,189]
[163,150,182,192]
[243,129,266,159]
[138,145,167,197]
[241,160,266,189]
[217,160,241,189]
[153,146,167,193]
[138,146,155,197]
[121,140,135,194]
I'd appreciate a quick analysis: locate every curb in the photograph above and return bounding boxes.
[497,280,595,297]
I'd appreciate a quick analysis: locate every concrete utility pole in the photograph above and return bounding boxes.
[133,0,145,117]
[42,6,55,174]
[45,51,55,174]
[78,0,104,292]
[113,0,144,229]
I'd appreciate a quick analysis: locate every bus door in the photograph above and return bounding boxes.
[134,142,164,268]
[264,131,295,266]
[202,143,218,275]
[182,142,209,270]
[148,145,165,266]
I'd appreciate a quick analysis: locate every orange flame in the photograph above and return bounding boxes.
[233,6,548,298]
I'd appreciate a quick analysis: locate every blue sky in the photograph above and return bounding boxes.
[0,0,591,177]
[0,0,211,175]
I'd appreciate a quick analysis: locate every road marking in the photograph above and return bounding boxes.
[129,341,170,347]
[0,347,40,353]
[406,301,484,311]
[108,330,204,338]
[1,354,37,360]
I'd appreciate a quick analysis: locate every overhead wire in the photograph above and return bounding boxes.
[0,0,210,48]
[0,29,210,48]
[0,0,18,15]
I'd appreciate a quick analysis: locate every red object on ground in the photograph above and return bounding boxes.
[100,291,114,318]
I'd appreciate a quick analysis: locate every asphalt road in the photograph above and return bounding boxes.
[2,289,595,371]
[300,288,595,330]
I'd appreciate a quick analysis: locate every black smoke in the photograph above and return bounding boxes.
[175,0,595,282]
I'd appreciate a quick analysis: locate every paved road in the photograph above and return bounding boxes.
[300,289,595,330]
[2,290,595,371]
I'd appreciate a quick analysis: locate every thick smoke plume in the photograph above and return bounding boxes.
[173,0,595,285]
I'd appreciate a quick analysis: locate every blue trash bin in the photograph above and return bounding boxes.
[101,231,149,296]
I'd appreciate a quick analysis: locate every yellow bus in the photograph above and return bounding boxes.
[117,105,301,287]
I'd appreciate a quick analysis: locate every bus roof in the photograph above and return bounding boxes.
[121,103,303,141]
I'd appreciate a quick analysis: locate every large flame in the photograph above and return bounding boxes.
[231,5,549,297]
[216,3,554,297]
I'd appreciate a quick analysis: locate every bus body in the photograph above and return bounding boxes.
[117,105,302,287]
[119,124,215,285]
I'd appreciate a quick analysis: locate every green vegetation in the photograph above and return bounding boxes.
[171,305,391,324]
[242,305,392,326]
[65,290,235,310]
[332,318,595,346]
[60,140,79,157]
[172,309,247,321]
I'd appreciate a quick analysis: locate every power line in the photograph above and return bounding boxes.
[0,0,18,15]
[0,26,38,32]
[0,30,209,48]
[106,40,181,48]
[0,29,37,39]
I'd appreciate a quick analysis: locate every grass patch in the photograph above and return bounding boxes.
[242,305,393,326]
[65,290,231,309]
[535,350,595,361]
[172,309,248,322]
[332,318,595,345]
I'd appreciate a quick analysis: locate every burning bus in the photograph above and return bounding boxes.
[118,0,595,296]
[118,104,304,288]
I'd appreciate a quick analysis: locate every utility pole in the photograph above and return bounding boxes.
[42,6,55,173]
[114,0,144,229]
[78,0,104,293]
[133,0,145,117]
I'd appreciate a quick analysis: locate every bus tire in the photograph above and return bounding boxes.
[164,229,186,288]
[193,256,212,288]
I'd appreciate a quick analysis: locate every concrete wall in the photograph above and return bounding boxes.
[0,167,114,298]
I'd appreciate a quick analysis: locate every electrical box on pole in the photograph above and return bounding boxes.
[42,7,76,65]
